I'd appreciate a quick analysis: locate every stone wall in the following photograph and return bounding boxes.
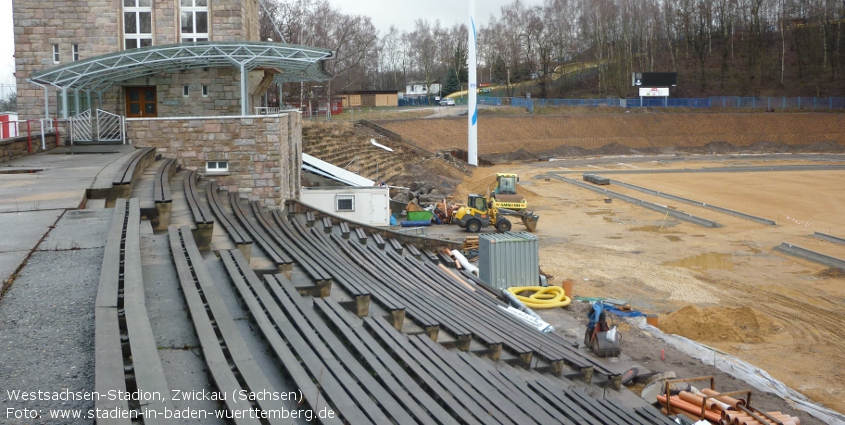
[126,113,301,207]
[13,0,119,120]
[14,0,257,121]
[98,68,244,117]
[0,133,59,164]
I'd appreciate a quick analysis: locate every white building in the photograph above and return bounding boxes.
[404,81,441,98]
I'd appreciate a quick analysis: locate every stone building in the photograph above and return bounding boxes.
[15,0,265,120]
[13,0,333,207]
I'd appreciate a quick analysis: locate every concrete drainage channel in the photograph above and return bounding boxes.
[545,174,723,228]
[607,179,777,226]
[810,232,845,246]
[773,243,845,270]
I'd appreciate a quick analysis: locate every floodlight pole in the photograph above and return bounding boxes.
[467,0,478,166]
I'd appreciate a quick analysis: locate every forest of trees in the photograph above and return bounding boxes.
[260,0,845,100]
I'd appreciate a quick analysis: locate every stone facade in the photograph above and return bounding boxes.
[14,0,261,120]
[125,112,302,207]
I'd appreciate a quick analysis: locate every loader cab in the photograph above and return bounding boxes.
[468,194,488,212]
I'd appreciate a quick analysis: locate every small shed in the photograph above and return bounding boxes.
[478,232,540,291]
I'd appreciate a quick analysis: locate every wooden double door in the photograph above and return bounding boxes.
[125,86,157,118]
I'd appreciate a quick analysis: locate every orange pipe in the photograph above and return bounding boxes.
[657,395,722,422]
[727,411,796,425]
[679,390,707,407]
[703,388,747,409]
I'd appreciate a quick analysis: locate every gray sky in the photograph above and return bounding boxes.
[1,0,14,88]
[326,0,535,34]
[0,0,540,91]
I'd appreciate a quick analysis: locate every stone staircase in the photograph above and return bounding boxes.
[302,121,407,184]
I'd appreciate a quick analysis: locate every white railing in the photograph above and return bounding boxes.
[254,106,281,115]
[97,109,124,143]
[70,110,92,144]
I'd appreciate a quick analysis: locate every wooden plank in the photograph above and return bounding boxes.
[597,398,652,425]
[175,227,293,425]
[269,279,410,425]
[408,336,527,425]
[452,350,566,425]
[258,275,375,425]
[93,307,131,425]
[372,233,385,249]
[316,300,481,425]
[218,250,344,425]
[568,389,638,425]
[364,317,505,425]
[121,199,173,420]
[167,227,261,425]
[229,193,291,266]
[313,299,456,425]
[388,238,403,253]
[183,170,214,224]
[526,379,603,425]
[154,159,176,203]
[95,199,127,308]
[205,183,252,245]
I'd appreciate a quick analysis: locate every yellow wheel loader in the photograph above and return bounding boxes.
[453,194,539,233]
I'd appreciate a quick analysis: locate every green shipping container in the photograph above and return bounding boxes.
[407,211,433,221]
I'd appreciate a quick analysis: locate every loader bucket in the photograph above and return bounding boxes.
[521,214,539,232]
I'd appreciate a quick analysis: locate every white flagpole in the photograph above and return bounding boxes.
[467,0,478,166]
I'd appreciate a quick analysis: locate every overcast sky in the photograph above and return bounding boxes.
[326,0,538,34]
[0,0,542,91]
[1,0,14,88]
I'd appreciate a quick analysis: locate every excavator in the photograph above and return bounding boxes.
[491,173,528,211]
[452,193,539,233]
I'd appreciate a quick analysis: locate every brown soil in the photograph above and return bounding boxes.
[448,159,845,416]
[659,305,787,344]
[378,113,845,157]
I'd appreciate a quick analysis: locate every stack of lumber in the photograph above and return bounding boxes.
[463,236,479,251]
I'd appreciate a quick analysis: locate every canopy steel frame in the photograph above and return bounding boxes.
[29,42,334,117]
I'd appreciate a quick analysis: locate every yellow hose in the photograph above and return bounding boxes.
[507,286,571,308]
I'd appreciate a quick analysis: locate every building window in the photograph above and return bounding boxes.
[52,44,60,63]
[181,0,209,42]
[183,85,190,97]
[123,0,153,50]
[202,85,209,97]
[72,44,79,61]
[335,195,355,212]
[206,160,228,172]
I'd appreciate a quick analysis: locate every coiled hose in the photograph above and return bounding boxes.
[506,286,571,309]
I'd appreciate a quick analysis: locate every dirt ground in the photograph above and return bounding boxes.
[378,113,845,155]
[445,157,845,418]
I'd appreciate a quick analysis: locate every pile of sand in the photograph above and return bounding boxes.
[453,169,541,203]
[660,305,785,344]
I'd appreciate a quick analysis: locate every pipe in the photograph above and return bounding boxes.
[450,249,478,276]
[703,388,746,409]
[501,289,544,321]
[681,390,731,412]
[437,263,475,292]
[657,395,721,422]
[506,286,571,308]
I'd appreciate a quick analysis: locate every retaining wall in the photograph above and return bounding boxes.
[0,133,59,164]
